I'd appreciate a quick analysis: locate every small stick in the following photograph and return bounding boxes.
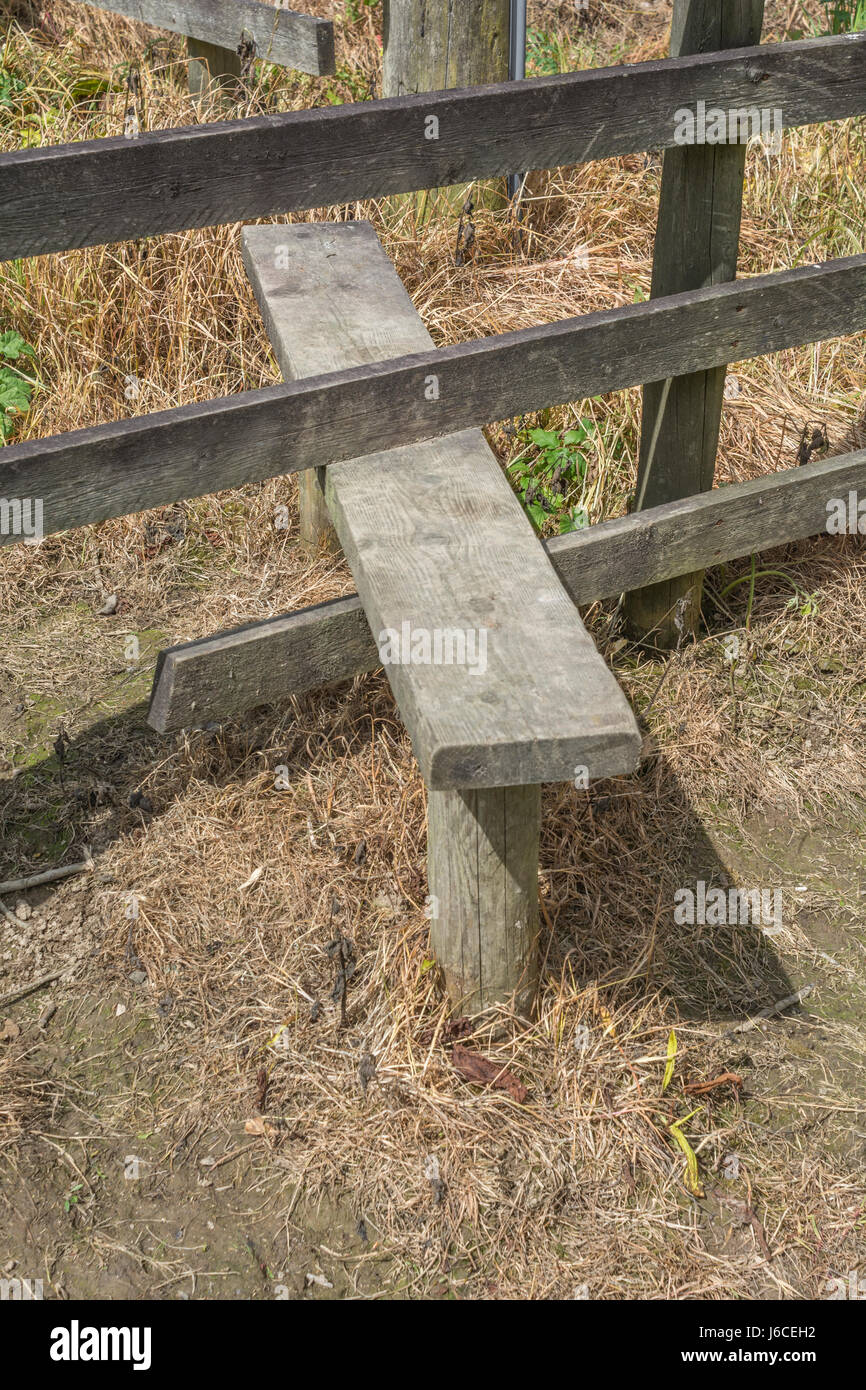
[725,984,814,1037]
[0,971,67,1009]
[0,857,93,896]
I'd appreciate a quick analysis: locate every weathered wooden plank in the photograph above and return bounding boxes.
[427,785,541,1016]
[147,595,379,731]
[4,252,866,546]
[79,1,335,76]
[148,443,866,731]
[547,445,866,604]
[626,0,765,646]
[2,32,864,259]
[241,220,639,790]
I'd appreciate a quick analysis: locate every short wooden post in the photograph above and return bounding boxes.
[428,786,541,1016]
[623,0,765,647]
[187,35,243,101]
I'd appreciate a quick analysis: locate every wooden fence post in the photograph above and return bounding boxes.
[623,0,765,647]
[382,0,510,209]
[187,35,243,100]
[428,786,541,1016]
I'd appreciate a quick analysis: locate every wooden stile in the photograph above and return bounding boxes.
[147,443,866,732]
[239,221,639,1012]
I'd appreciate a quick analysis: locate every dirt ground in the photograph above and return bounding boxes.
[2,0,866,1299]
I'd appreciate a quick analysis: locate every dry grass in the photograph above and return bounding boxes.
[1,0,865,1299]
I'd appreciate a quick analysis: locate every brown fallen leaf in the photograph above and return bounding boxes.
[683,1072,743,1096]
[244,1117,279,1138]
[1,1018,20,1042]
[451,1044,528,1103]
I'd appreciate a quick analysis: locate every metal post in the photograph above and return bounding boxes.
[507,0,527,202]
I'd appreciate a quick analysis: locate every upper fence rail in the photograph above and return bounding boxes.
[79,1,336,76]
[2,252,865,544]
[1,32,864,260]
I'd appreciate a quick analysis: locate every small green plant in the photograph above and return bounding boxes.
[0,330,37,443]
[508,421,595,533]
[822,2,866,32]
[0,64,26,111]
[64,1182,83,1213]
[344,0,378,24]
[526,27,563,75]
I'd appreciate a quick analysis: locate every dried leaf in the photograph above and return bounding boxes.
[683,1072,743,1096]
[451,1044,528,1103]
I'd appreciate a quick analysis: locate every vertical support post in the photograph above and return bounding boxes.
[623,0,765,647]
[427,785,541,1016]
[187,35,242,101]
[382,0,510,208]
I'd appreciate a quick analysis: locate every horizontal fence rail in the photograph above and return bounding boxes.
[1,33,864,259]
[2,253,865,544]
[79,1,335,75]
[147,443,866,731]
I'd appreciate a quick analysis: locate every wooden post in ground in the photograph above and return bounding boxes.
[623,0,765,647]
[428,786,541,1016]
[187,36,243,100]
[382,0,510,210]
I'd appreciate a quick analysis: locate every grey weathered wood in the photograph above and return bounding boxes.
[382,0,510,210]
[241,220,639,791]
[546,444,866,603]
[383,0,509,95]
[79,1,335,77]
[626,0,764,647]
[2,32,864,259]
[186,36,242,99]
[242,220,638,1014]
[245,226,348,555]
[428,785,541,1016]
[4,251,866,546]
[147,595,379,731]
[147,443,866,731]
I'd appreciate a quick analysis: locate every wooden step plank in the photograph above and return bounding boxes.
[147,442,866,732]
[241,221,639,790]
[3,32,864,257]
[4,252,866,547]
[80,1,335,76]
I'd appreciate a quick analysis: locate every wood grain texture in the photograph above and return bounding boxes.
[148,443,866,729]
[4,251,866,545]
[428,785,541,1015]
[186,36,242,98]
[147,595,378,731]
[241,220,640,790]
[2,32,864,258]
[626,0,764,645]
[78,0,335,75]
[383,0,509,95]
